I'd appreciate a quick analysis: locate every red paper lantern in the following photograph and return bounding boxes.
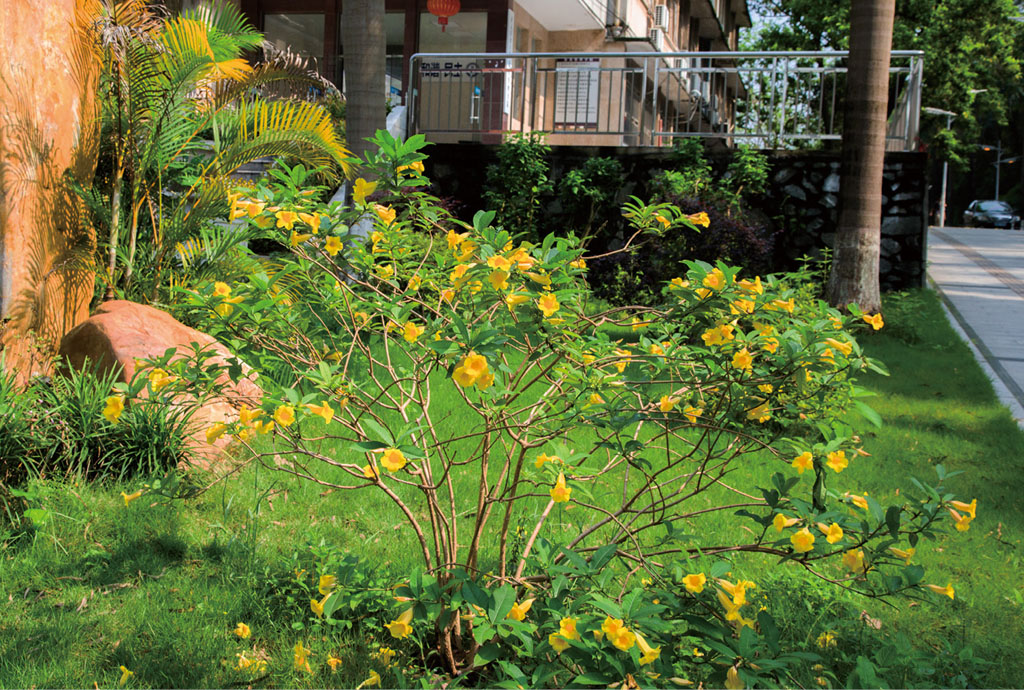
[427,0,460,32]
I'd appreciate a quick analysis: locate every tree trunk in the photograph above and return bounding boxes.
[825,0,896,313]
[342,0,386,168]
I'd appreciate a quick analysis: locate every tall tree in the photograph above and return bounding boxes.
[825,0,896,311]
[342,0,386,166]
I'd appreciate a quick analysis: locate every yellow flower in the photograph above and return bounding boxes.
[649,343,665,356]
[327,655,343,671]
[376,264,395,280]
[487,254,513,272]
[816,631,837,649]
[702,267,726,290]
[243,200,266,218]
[103,395,125,424]
[949,507,972,532]
[148,368,176,392]
[790,527,815,553]
[588,393,605,406]
[731,299,755,314]
[402,321,425,343]
[538,293,560,318]
[535,453,559,469]
[319,574,337,595]
[659,395,680,413]
[826,450,848,473]
[290,230,312,247]
[843,548,866,573]
[701,324,734,346]
[298,212,320,234]
[725,667,744,690]
[362,463,379,480]
[397,159,425,175]
[121,489,143,506]
[353,177,378,205]
[636,631,661,665]
[206,423,228,444]
[655,213,671,227]
[758,383,774,394]
[548,632,570,653]
[559,616,581,640]
[818,522,844,544]
[686,211,711,228]
[406,274,422,291]
[489,269,510,291]
[506,293,530,311]
[761,337,780,354]
[506,598,535,621]
[863,312,884,330]
[118,665,134,687]
[374,204,396,225]
[683,572,706,593]
[381,448,407,473]
[325,236,343,256]
[772,513,799,532]
[234,622,251,639]
[569,258,587,270]
[825,337,853,356]
[683,406,702,424]
[718,578,755,606]
[950,498,977,519]
[252,419,274,435]
[359,670,382,689]
[453,353,489,387]
[611,627,637,651]
[889,546,916,564]
[747,401,770,423]
[274,405,295,427]
[925,582,955,600]
[276,209,299,230]
[386,607,414,638]
[847,492,869,510]
[732,348,753,371]
[550,472,572,503]
[375,646,396,664]
[293,641,312,673]
[769,298,795,313]
[446,229,469,249]
[669,277,689,290]
[602,616,625,637]
[234,651,266,673]
[305,401,335,425]
[450,263,471,283]
[310,596,326,617]
[737,276,763,294]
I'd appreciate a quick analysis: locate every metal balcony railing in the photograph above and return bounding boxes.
[406,50,924,151]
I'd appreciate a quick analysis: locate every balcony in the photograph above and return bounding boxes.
[406,50,924,151]
[515,0,607,31]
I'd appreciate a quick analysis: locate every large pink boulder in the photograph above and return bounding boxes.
[58,300,261,466]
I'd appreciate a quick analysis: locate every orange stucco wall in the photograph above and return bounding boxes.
[0,0,99,380]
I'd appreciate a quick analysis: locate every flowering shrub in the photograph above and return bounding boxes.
[152,132,971,686]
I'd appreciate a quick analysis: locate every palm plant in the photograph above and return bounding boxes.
[86,0,350,301]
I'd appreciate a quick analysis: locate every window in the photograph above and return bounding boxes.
[264,13,325,71]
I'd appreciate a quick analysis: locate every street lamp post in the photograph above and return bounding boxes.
[978,141,1019,200]
[923,107,956,227]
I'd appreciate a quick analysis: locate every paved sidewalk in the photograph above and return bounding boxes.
[927,226,1024,427]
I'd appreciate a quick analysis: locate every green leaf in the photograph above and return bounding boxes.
[572,672,613,685]
[885,506,901,538]
[23,508,50,527]
[853,400,883,428]
[489,584,516,623]
[351,440,389,452]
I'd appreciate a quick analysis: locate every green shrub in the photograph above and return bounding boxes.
[484,132,552,242]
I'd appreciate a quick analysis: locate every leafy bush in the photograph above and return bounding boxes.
[557,156,624,241]
[156,131,972,686]
[484,132,552,242]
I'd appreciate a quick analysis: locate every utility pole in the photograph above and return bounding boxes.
[923,107,955,226]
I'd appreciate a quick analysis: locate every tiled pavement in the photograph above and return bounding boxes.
[927,226,1024,427]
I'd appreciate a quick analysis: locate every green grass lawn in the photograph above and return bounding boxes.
[2,288,1023,688]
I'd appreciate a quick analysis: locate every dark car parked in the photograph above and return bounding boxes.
[963,200,1021,229]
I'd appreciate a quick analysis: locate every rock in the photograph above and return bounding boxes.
[773,167,796,184]
[783,184,807,201]
[881,238,901,256]
[58,300,261,467]
[882,216,920,237]
[822,194,838,209]
[823,173,840,193]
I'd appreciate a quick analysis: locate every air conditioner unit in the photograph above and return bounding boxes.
[648,27,663,51]
[653,4,669,30]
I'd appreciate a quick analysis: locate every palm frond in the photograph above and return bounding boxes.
[183,0,263,55]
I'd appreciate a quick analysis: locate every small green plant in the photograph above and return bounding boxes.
[557,156,624,241]
[484,132,552,241]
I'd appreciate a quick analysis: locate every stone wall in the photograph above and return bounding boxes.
[0,0,100,381]
[767,151,927,291]
[425,143,928,291]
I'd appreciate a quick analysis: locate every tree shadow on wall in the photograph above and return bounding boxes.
[0,1,99,363]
